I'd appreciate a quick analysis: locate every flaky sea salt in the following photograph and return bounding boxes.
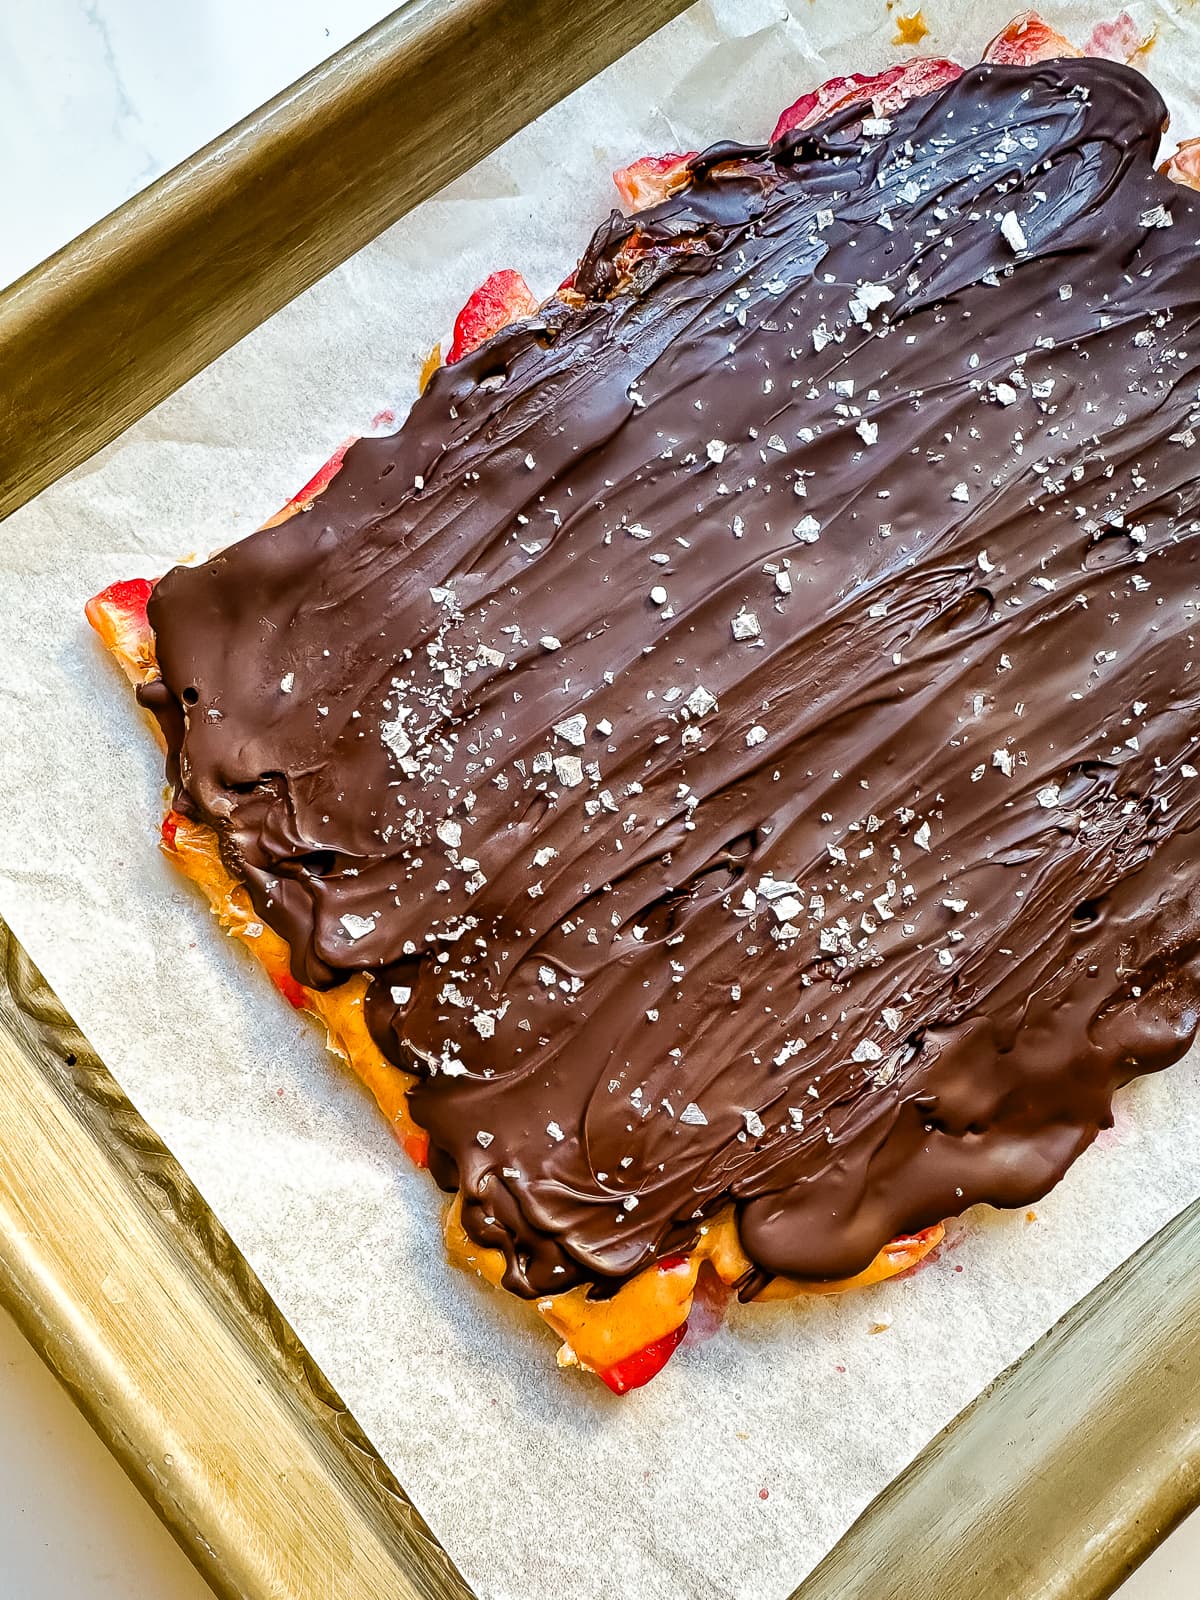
[855,281,894,311]
[1000,210,1028,252]
[851,1039,883,1063]
[685,685,718,718]
[793,515,821,544]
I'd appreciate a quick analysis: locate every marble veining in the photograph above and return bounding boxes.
[0,0,391,288]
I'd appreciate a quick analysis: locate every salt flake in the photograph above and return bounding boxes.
[1000,210,1028,253]
[793,515,821,544]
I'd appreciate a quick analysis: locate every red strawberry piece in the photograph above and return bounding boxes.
[870,56,962,112]
[84,576,158,678]
[686,1264,734,1345]
[1163,138,1200,191]
[596,1320,688,1394]
[773,69,898,141]
[612,152,698,212]
[982,11,1079,64]
[84,576,154,639]
[272,969,309,1010]
[284,440,353,514]
[96,577,153,624]
[890,1225,942,1250]
[771,58,960,143]
[1082,11,1151,61]
[445,270,539,365]
[160,811,182,851]
[402,1128,431,1169]
[656,1252,689,1272]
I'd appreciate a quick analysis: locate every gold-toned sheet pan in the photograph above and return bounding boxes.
[0,925,472,1600]
[5,917,1199,1600]
[2,4,1199,1596]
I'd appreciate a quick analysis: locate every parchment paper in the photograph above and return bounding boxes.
[3,4,1200,1596]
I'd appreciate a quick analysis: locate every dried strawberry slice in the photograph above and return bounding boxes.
[870,56,963,114]
[402,1129,431,1168]
[595,1319,688,1394]
[254,439,359,530]
[84,576,153,639]
[1082,11,1153,62]
[612,152,698,212]
[774,69,895,142]
[982,10,1080,63]
[1163,138,1200,190]
[887,1225,943,1255]
[271,969,310,1010]
[84,577,158,682]
[985,9,1150,67]
[771,58,961,142]
[445,270,539,365]
[285,440,354,513]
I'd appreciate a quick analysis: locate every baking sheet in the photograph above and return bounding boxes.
[2,3,1199,1597]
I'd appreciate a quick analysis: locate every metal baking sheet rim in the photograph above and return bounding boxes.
[1,4,1198,1596]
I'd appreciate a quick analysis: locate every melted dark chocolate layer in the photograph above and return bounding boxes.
[143,59,1200,1300]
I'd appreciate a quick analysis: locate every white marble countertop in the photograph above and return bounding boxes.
[0,4,1195,1596]
[1,0,387,288]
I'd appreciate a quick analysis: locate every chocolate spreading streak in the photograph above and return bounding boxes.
[142,59,1200,1301]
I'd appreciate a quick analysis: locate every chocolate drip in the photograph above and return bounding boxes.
[145,60,1200,1299]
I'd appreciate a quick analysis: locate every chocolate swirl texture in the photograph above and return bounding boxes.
[143,59,1200,1301]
